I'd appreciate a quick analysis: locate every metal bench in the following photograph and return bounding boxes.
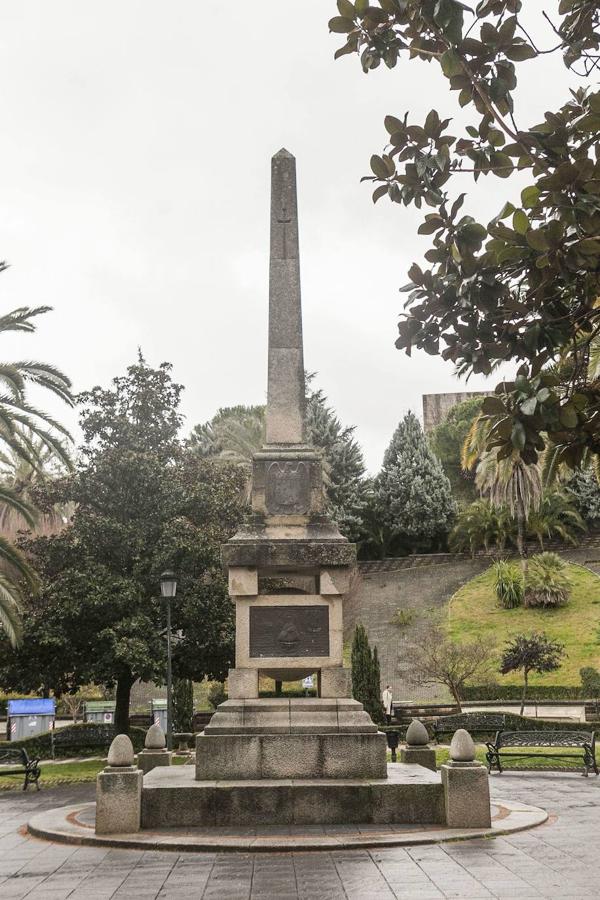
[0,748,41,790]
[434,713,506,742]
[486,730,599,777]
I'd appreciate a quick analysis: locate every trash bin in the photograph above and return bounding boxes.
[151,699,168,733]
[7,699,56,741]
[84,701,116,724]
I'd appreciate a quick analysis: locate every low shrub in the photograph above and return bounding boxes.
[580,666,600,698]
[492,560,523,609]
[207,682,227,709]
[462,683,583,700]
[525,552,571,608]
[390,608,415,627]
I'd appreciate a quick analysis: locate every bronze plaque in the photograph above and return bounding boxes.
[265,461,309,515]
[249,606,329,658]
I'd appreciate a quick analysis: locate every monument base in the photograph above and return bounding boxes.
[141,763,445,829]
[203,697,377,735]
[196,731,387,780]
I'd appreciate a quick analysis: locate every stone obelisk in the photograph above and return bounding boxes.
[266,149,305,446]
[203,149,386,785]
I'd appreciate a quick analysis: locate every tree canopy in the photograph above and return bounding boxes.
[372,410,456,554]
[329,2,600,471]
[0,357,246,732]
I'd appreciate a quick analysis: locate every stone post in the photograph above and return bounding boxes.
[400,719,436,771]
[137,723,173,775]
[95,734,143,835]
[441,729,491,828]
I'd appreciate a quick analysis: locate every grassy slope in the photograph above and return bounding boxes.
[448,563,600,686]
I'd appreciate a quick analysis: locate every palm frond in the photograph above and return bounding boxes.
[0,364,26,398]
[10,361,74,406]
[0,573,22,647]
[0,485,37,528]
[0,396,73,440]
[0,305,52,335]
[0,534,37,588]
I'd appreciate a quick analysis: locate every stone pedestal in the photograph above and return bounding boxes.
[441,761,491,828]
[227,667,259,699]
[138,749,172,776]
[96,766,142,835]
[401,746,437,772]
[319,666,352,698]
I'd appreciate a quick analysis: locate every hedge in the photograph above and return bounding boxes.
[382,713,594,742]
[462,684,584,701]
[0,723,147,759]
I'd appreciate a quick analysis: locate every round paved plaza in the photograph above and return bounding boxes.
[0,772,598,899]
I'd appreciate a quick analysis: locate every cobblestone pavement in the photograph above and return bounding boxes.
[0,772,598,899]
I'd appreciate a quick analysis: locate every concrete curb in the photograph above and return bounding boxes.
[27,799,548,853]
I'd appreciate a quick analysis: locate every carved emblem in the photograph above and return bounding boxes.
[265,461,309,515]
[249,606,329,658]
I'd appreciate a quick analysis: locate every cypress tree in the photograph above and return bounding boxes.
[375,410,456,552]
[351,624,385,725]
[172,678,194,733]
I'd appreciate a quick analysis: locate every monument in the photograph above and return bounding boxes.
[195,148,387,783]
[93,151,495,835]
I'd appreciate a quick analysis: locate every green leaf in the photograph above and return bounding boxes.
[355,0,368,13]
[521,186,540,208]
[370,155,389,178]
[424,109,441,138]
[498,201,515,219]
[559,405,578,429]
[328,16,355,33]
[384,115,403,135]
[505,42,537,61]
[481,396,506,415]
[576,238,600,255]
[337,0,356,16]
[441,49,463,78]
[513,209,529,235]
[520,397,537,416]
[526,229,549,251]
[372,184,388,204]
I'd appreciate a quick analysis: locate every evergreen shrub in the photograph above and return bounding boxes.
[525,552,571,608]
[351,624,385,725]
[492,560,523,609]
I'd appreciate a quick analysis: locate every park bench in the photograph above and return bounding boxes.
[485,730,599,777]
[433,713,506,742]
[0,748,41,790]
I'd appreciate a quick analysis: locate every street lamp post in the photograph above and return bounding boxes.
[160,570,177,751]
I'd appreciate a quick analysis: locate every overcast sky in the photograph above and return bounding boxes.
[0,3,571,472]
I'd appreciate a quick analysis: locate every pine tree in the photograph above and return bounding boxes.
[375,411,456,553]
[351,624,385,725]
[306,386,368,542]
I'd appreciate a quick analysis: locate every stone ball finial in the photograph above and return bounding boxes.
[406,719,429,747]
[145,722,166,750]
[107,734,135,767]
[450,728,476,762]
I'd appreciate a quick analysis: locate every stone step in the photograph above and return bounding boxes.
[204,697,378,735]
[141,763,445,829]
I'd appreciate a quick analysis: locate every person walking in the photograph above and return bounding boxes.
[382,684,393,725]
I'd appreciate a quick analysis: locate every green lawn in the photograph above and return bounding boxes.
[0,753,191,791]
[448,562,600,686]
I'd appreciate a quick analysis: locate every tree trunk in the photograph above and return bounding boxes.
[517,511,528,578]
[115,673,134,735]
[449,682,463,713]
[520,669,528,717]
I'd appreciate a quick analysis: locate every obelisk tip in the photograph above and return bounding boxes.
[273,147,295,160]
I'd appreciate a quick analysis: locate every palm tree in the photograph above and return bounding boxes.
[487,456,543,573]
[0,430,73,539]
[527,490,586,550]
[0,300,73,645]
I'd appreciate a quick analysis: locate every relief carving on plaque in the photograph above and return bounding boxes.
[265,461,309,515]
[249,606,329,658]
